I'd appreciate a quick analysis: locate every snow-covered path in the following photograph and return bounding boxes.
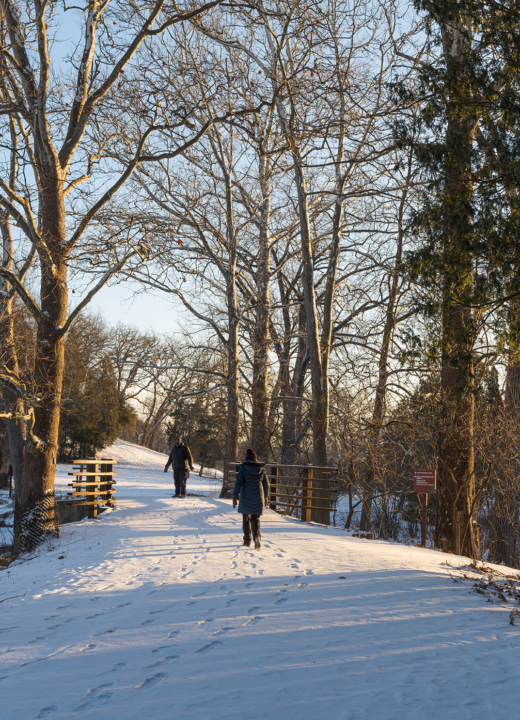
[2,443,520,719]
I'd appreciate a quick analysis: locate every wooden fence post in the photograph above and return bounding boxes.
[86,461,97,519]
[302,466,313,522]
[100,461,113,507]
[269,465,277,511]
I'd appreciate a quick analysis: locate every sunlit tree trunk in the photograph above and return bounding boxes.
[435,12,479,558]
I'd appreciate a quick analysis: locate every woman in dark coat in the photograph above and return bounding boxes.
[233,448,269,549]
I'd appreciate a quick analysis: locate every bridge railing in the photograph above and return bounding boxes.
[228,462,338,524]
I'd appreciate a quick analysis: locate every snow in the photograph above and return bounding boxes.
[2,440,520,719]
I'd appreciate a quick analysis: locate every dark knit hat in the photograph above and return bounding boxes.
[245,448,257,460]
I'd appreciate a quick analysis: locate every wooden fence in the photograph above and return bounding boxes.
[228,462,338,524]
[67,458,117,519]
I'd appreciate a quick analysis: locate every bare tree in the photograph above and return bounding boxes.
[0,0,238,552]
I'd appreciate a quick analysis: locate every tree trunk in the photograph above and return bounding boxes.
[14,179,68,554]
[251,152,271,462]
[281,305,307,465]
[0,119,26,503]
[435,16,479,556]
[266,30,328,480]
[220,167,240,499]
[436,299,476,557]
[492,328,520,566]
[222,310,239,498]
[0,434,10,490]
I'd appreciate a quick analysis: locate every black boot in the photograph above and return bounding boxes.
[254,535,261,550]
[243,538,251,547]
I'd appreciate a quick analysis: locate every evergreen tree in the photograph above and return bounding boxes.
[395,0,520,556]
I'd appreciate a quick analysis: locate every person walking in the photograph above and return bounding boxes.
[232,448,269,549]
[164,436,194,498]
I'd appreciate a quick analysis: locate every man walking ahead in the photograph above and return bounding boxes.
[164,436,194,498]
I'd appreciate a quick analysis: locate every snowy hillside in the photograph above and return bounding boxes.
[54,438,222,498]
[2,441,520,719]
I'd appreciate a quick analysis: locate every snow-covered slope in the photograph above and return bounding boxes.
[96,438,170,468]
[2,442,520,719]
[54,438,222,497]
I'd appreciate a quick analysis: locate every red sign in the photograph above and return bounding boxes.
[414,470,436,494]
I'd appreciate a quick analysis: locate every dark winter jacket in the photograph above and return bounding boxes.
[233,460,269,516]
[165,442,193,471]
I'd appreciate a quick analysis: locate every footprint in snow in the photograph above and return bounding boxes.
[35,704,58,719]
[134,673,168,690]
[151,603,178,615]
[0,626,19,635]
[243,616,263,626]
[73,683,114,711]
[141,619,155,626]
[211,627,234,637]
[197,619,214,626]
[148,655,179,668]
[191,589,208,598]
[168,630,180,638]
[79,644,96,652]
[226,598,237,606]
[274,597,288,605]
[245,582,254,588]
[108,662,127,672]
[151,645,176,654]
[194,640,222,654]
[246,606,262,614]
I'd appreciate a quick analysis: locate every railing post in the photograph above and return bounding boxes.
[101,461,112,507]
[302,466,312,522]
[87,461,97,519]
[220,463,234,499]
[269,465,278,511]
[301,472,306,521]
